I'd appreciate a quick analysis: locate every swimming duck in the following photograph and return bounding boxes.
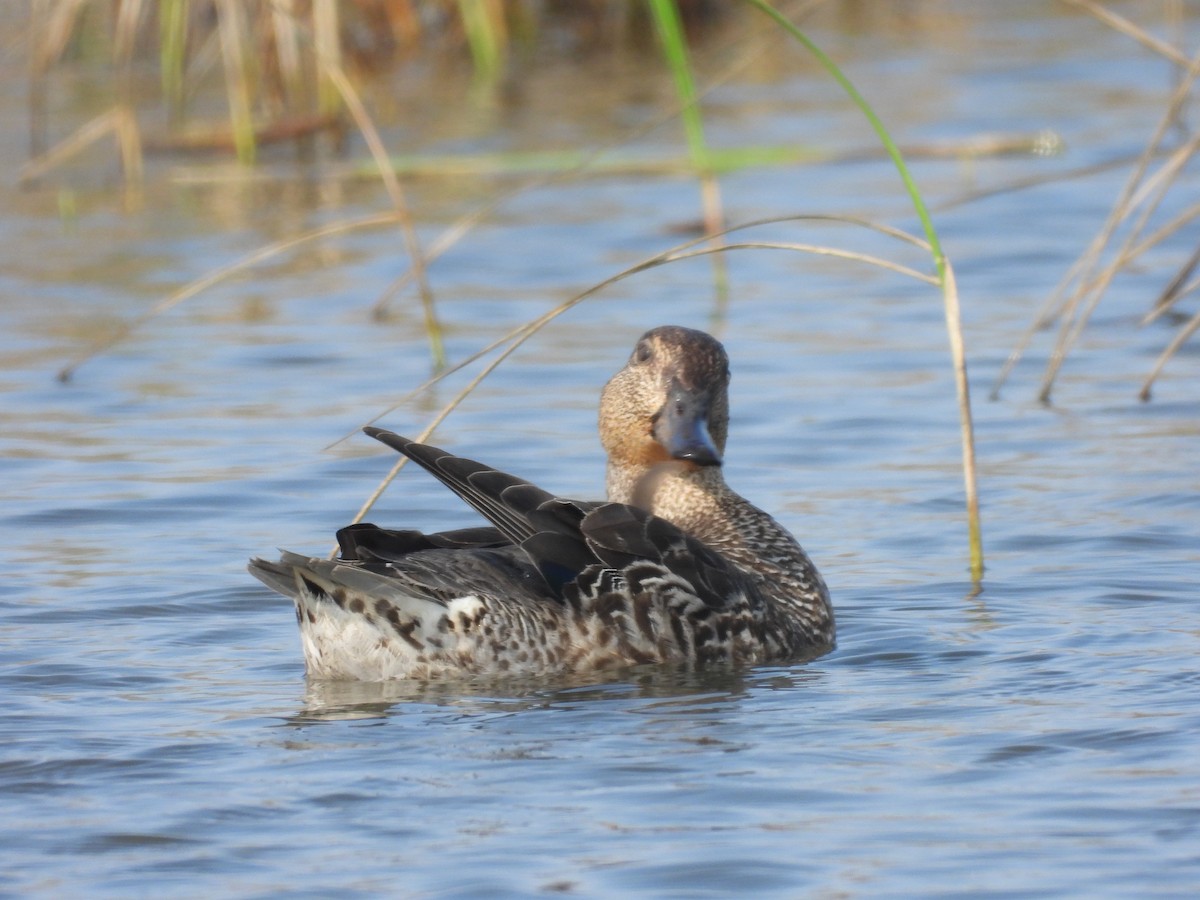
[249,325,833,679]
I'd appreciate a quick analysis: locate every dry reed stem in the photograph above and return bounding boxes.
[994,31,1200,400]
[1062,0,1191,68]
[1043,187,1200,400]
[1036,4,1200,400]
[1094,177,1200,286]
[154,131,1056,186]
[19,108,123,184]
[320,60,445,368]
[937,261,982,577]
[338,328,531,552]
[32,0,87,73]
[1087,134,1200,273]
[986,148,1184,399]
[699,172,731,319]
[114,0,144,67]
[1041,196,1200,393]
[312,0,340,113]
[358,213,981,578]
[1139,307,1200,401]
[1145,243,1200,323]
[52,201,918,388]
[351,240,933,440]
[1054,75,1195,302]
[144,114,340,153]
[365,0,825,321]
[340,213,937,445]
[671,241,936,284]
[360,123,985,319]
[56,211,404,382]
[271,0,306,109]
[1123,200,1200,266]
[114,104,144,194]
[215,0,257,163]
[989,227,1104,401]
[938,150,1149,213]
[370,200,497,320]
[343,215,941,522]
[1037,133,1200,402]
[183,17,223,99]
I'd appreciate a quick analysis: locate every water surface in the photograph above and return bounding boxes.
[2,4,1198,896]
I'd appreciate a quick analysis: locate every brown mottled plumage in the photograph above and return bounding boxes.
[248,325,833,680]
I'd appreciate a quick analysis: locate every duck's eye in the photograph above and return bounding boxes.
[634,341,653,364]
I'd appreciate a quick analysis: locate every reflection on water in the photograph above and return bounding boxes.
[2,3,1199,896]
[289,666,768,724]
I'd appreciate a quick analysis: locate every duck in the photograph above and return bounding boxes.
[248,325,833,680]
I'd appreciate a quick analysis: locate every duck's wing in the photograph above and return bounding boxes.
[578,502,746,611]
[364,428,601,594]
[252,522,528,610]
[336,523,507,563]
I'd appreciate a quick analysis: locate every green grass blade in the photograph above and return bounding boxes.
[647,0,708,167]
[745,0,980,580]
[159,0,187,123]
[215,0,256,164]
[647,0,730,311]
[457,0,505,83]
[745,0,945,279]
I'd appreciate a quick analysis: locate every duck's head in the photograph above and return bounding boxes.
[599,325,731,481]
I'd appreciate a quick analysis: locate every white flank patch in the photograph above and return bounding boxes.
[294,586,488,680]
[296,588,414,680]
[446,594,484,619]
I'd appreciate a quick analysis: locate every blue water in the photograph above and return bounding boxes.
[3,4,1199,896]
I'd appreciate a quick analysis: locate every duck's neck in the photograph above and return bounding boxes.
[607,458,810,575]
[607,460,735,544]
[604,459,642,507]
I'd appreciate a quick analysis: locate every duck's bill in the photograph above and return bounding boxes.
[653,381,722,467]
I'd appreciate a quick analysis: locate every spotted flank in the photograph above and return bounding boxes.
[248,325,834,680]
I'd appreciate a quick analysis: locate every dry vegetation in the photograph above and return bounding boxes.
[21,1,1200,578]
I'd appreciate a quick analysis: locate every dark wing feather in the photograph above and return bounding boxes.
[249,545,552,608]
[337,523,507,562]
[581,503,745,610]
[368,545,552,605]
[363,428,604,598]
[365,428,555,545]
